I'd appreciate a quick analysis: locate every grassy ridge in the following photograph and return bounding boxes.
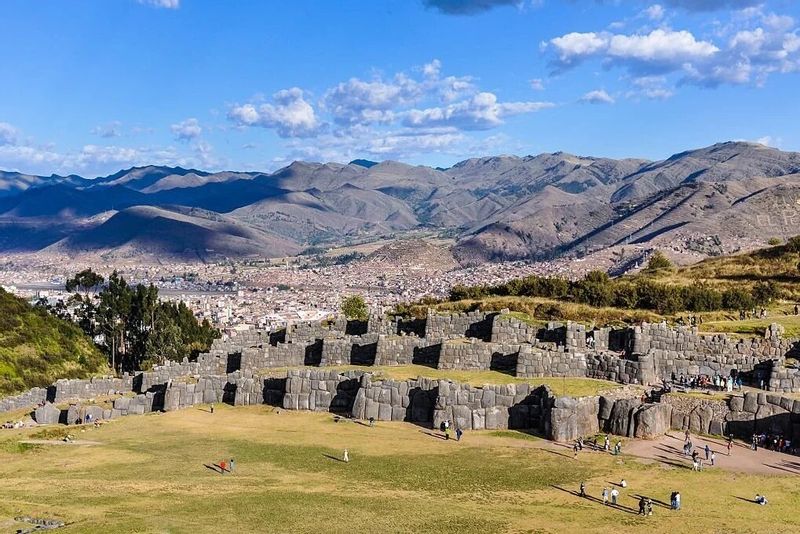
[0,288,107,395]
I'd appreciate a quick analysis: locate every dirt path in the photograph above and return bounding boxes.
[623,433,800,476]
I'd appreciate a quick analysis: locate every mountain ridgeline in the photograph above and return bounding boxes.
[1,141,799,263]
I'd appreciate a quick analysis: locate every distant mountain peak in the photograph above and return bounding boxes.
[349,159,379,168]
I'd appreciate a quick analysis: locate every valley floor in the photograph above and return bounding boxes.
[0,406,798,533]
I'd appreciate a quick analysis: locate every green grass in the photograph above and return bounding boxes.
[487,430,540,441]
[299,364,624,397]
[0,288,106,395]
[700,315,800,338]
[0,407,799,533]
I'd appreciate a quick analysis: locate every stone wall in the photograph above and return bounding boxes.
[433,380,551,432]
[438,340,522,372]
[424,310,494,341]
[282,369,362,413]
[352,374,438,423]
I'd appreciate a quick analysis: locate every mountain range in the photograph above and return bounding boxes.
[1,141,799,263]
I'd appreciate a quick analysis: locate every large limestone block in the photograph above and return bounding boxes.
[34,403,60,425]
[743,392,758,413]
[634,403,672,439]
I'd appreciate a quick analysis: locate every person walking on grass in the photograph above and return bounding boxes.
[602,488,609,505]
[604,435,610,452]
[229,458,235,473]
[638,496,646,515]
[456,428,463,442]
[705,444,711,460]
[210,403,214,414]
[579,481,586,498]
[219,459,227,474]
[610,488,619,505]
[343,449,349,463]
[710,451,716,466]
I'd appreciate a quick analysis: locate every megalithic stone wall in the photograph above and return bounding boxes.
[351,374,439,423]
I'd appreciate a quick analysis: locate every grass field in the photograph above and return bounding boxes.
[1,407,799,533]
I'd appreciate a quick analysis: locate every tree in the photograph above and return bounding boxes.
[65,269,105,297]
[341,294,368,321]
[752,281,780,306]
[645,251,673,272]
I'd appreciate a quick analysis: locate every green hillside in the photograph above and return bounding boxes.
[0,288,107,395]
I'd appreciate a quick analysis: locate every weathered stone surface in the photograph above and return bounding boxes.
[634,403,672,439]
[34,403,60,425]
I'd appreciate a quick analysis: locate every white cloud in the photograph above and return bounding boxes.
[323,76,420,126]
[530,78,545,90]
[170,118,202,141]
[403,92,553,130]
[423,59,442,78]
[137,0,180,8]
[644,4,665,21]
[547,12,800,89]
[581,89,615,104]
[0,122,18,146]
[91,121,123,138]
[229,88,320,137]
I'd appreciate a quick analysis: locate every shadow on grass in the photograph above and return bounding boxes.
[542,449,573,460]
[765,463,800,475]
[419,430,447,441]
[551,485,638,515]
[322,453,346,463]
[633,494,670,509]
[734,496,757,504]
[204,464,223,474]
[653,454,691,470]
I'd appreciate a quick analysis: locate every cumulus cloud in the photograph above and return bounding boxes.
[550,29,719,70]
[229,88,320,137]
[422,0,520,15]
[170,118,202,141]
[403,92,553,130]
[580,89,615,104]
[230,60,546,162]
[546,11,800,88]
[137,0,180,8]
[0,122,18,146]
[91,121,123,138]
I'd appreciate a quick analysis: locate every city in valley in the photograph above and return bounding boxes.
[1,1,800,533]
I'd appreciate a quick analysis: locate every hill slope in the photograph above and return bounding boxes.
[0,288,107,394]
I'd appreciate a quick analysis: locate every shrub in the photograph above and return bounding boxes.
[341,294,369,321]
[787,235,800,253]
[768,237,782,246]
[646,251,673,271]
[722,287,755,310]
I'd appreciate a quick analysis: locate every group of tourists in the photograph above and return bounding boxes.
[572,435,622,458]
[751,433,794,454]
[583,479,681,516]
[675,373,741,392]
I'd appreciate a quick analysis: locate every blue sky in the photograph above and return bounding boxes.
[0,0,798,177]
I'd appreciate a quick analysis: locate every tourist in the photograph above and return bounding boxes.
[638,496,646,515]
[210,403,214,414]
[710,451,716,466]
[573,442,579,458]
[755,494,767,505]
[456,428,463,441]
[752,434,758,451]
[604,435,610,452]
[445,426,451,440]
[610,487,619,505]
[705,444,710,460]
[220,459,227,474]
[369,417,375,428]
[602,488,609,505]
[229,458,235,473]
[646,498,653,516]
[685,429,690,442]
[620,479,627,488]
[343,448,349,463]
[674,491,681,510]
[579,481,586,497]
[614,441,621,455]
[692,458,699,471]
[727,435,733,456]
